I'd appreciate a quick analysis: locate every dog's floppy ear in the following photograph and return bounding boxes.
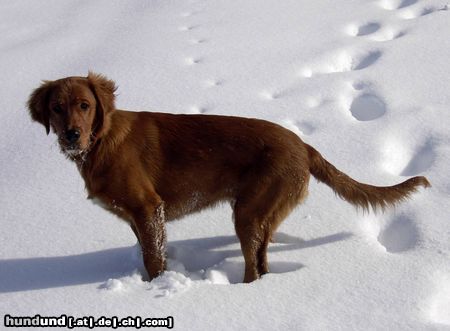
[87,72,117,138]
[27,80,54,135]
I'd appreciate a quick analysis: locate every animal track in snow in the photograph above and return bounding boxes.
[178,25,198,32]
[347,22,405,42]
[377,215,419,253]
[203,79,223,88]
[420,7,439,15]
[353,50,382,70]
[349,93,386,121]
[382,138,435,176]
[360,214,419,253]
[301,49,382,77]
[399,6,439,19]
[379,0,417,10]
[189,38,207,44]
[351,80,372,91]
[400,140,435,176]
[185,57,202,65]
[347,22,381,36]
[372,27,405,41]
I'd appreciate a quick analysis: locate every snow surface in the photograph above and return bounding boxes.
[1,0,449,330]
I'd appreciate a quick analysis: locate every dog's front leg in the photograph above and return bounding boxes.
[132,201,167,280]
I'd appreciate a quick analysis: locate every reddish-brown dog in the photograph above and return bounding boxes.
[28,73,430,283]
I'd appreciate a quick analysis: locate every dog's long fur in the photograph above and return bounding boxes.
[28,73,430,283]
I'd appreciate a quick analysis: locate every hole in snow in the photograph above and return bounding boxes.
[377,215,419,253]
[357,22,381,36]
[380,0,417,10]
[353,50,382,70]
[398,0,418,9]
[350,94,386,121]
[400,140,435,176]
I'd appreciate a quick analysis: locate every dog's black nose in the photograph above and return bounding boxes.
[65,129,80,144]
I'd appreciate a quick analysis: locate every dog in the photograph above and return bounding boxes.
[27,72,430,283]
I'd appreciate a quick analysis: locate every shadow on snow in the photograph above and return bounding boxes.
[0,231,353,293]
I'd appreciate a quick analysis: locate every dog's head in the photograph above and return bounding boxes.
[27,72,116,157]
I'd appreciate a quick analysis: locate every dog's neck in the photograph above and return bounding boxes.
[73,110,133,191]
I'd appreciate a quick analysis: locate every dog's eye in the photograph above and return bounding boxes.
[53,105,62,114]
[80,102,89,110]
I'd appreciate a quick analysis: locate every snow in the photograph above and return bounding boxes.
[1,0,449,330]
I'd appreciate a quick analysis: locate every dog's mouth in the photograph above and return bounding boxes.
[63,147,84,156]
[61,144,84,157]
[58,138,89,159]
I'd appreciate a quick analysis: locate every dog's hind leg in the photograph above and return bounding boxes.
[233,175,304,282]
[234,208,265,283]
[234,165,310,282]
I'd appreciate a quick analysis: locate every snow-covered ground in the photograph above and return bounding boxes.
[1,0,449,330]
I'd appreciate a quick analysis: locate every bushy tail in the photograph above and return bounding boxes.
[306,145,431,212]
